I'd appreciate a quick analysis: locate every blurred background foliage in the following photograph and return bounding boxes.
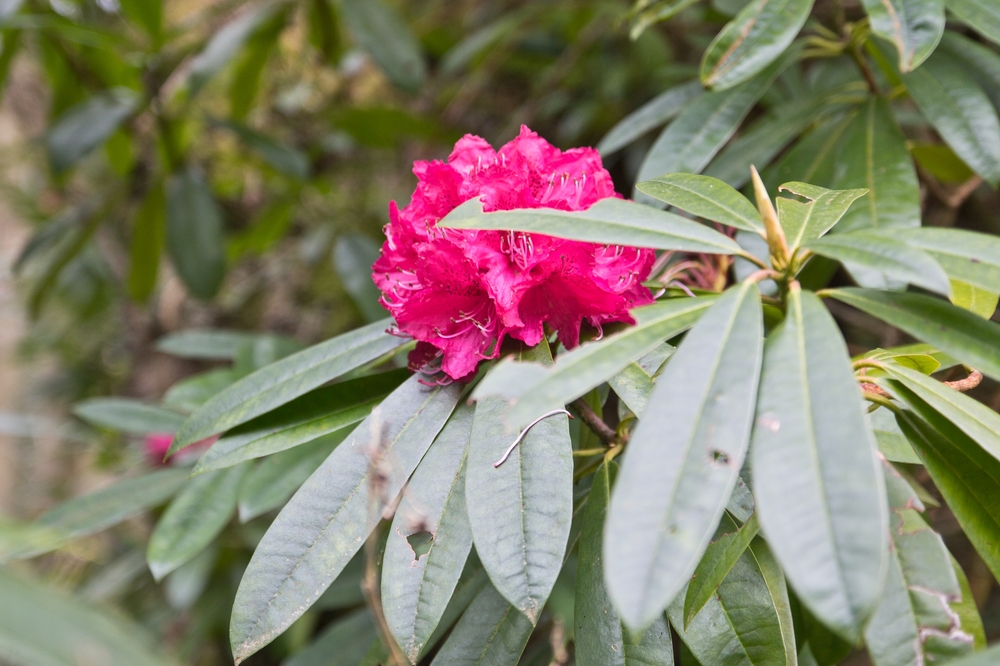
[1,0,1000,664]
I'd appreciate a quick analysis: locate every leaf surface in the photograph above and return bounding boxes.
[597,81,704,156]
[72,398,186,435]
[861,0,944,71]
[429,582,534,665]
[166,168,226,300]
[340,0,426,91]
[637,173,763,234]
[946,0,1000,46]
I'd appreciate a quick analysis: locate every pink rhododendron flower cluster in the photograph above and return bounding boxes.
[372,126,655,381]
[144,433,217,466]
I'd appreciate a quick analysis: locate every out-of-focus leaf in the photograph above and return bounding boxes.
[629,0,703,39]
[127,180,165,303]
[606,283,763,630]
[46,88,139,172]
[429,582,534,666]
[597,80,703,156]
[946,0,1000,46]
[0,568,176,666]
[72,398,186,435]
[230,12,285,120]
[861,0,944,71]
[229,376,460,663]
[340,0,426,92]
[472,297,715,429]
[637,173,763,234]
[828,288,1000,380]
[890,227,1000,295]
[307,0,342,65]
[752,285,887,641]
[118,0,161,42]
[466,340,572,623]
[383,405,475,663]
[328,107,451,147]
[237,434,341,522]
[608,343,674,416]
[864,461,975,665]
[803,232,951,295]
[193,370,405,473]
[213,119,309,179]
[156,329,257,359]
[441,197,741,254]
[282,608,377,666]
[188,3,277,94]
[229,198,296,260]
[895,408,1000,585]
[575,462,674,666]
[166,168,226,300]
[911,143,975,184]
[683,513,760,627]
[701,0,813,90]
[163,369,241,412]
[903,51,1000,186]
[636,62,784,187]
[333,234,384,323]
[439,14,520,75]
[777,181,869,251]
[951,280,998,319]
[146,463,247,581]
[171,319,405,451]
[831,97,920,233]
[766,114,851,192]
[869,407,920,464]
[937,31,1000,112]
[164,544,217,611]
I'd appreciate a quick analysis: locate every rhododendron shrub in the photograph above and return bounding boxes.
[373,126,655,380]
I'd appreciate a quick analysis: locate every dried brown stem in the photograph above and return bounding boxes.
[361,526,408,666]
[571,398,618,446]
[859,368,983,399]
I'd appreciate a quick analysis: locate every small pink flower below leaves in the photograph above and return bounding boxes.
[145,433,216,466]
[373,126,655,381]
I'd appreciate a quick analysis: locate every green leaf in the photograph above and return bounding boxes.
[864,461,975,665]
[776,182,869,251]
[751,285,888,641]
[831,97,920,233]
[164,368,242,412]
[636,64,783,187]
[5,468,189,560]
[166,168,226,300]
[213,119,310,179]
[597,80,704,156]
[911,143,975,184]
[147,463,247,581]
[827,288,1000,381]
[188,3,276,94]
[192,370,405,473]
[951,556,987,651]
[863,347,942,375]
[666,521,795,666]
[636,173,764,234]
[683,513,761,627]
[861,0,945,71]
[229,14,284,121]
[605,282,763,630]
[119,0,162,42]
[903,51,1000,186]
[45,88,139,172]
[869,407,921,464]
[700,0,813,90]
[803,232,951,295]
[284,608,378,666]
[440,197,741,255]
[382,405,475,664]
[229,376,460,663]
[946,0,1000,46]
[575,462,674,666]
[629,0,704,39]
[890,227,1000,295]
[307,0,343,66]
[229,199,296,260]
[127,180,165,303]
[428,582,534,665]
[943,645,1000,666]
[171,319,405,452]
[333,234,385,323]
[894,409,1000,591]
[608,344,674,416]
[466,340,573,623]
[473,297,715,429]
[951,280,998,319]
[937,31,1000,113]
[237,434,341,522]
[877,363,1000,462]
[0,568,177,666]
[156,329,257,359]
[72,398,186,435]
[340,0,426,92]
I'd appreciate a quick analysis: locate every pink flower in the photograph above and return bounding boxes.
[144,433,217,466]
[373,126,655,381]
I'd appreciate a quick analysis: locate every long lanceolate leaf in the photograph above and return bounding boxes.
[891,227,1000,294]
[575,462,674,666]
[597,80,704,156]
[860,0,945,72]
[752,285,888,641]
[439,197,741,255]
[700,0,814,91]
[605,282,764,631]
[946,0,1000,46]
[472,296,716,429]
[382,405,475,664]
[229,376,461,663]
[466,341,573,623]
[170,319,407,454]
[828,288,1000,380]
[864,462,976,665]
[429,582,534,665]
[636,173,764,234]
